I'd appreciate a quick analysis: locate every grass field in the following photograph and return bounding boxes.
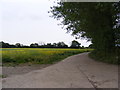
[1,48,92,66]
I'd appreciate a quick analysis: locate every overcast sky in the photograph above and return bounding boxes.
[0,0,91,47]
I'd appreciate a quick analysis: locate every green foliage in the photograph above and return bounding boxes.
[89,50,118,64]
[2,48,92,66]
[70,40,81,48]
[0,74,7,78]
[50,2,120,64]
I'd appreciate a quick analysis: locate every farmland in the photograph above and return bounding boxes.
[1,48,92,66]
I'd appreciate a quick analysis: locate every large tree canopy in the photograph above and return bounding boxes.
[50,2,120,64]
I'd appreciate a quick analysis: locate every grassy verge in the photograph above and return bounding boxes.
[89,50,118,64]
[1,48,92,66]
[0,74,7,78]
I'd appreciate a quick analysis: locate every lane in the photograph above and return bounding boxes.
[2,53,118,88]
[76,53,118,88]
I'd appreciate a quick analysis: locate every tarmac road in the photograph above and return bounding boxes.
[2,52,118,88]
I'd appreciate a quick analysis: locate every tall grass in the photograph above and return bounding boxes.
[89,50,118,64]
[1,48,92,66]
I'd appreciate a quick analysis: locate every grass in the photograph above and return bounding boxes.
[0,74,7,78]
[89,50,118,64]
[1,48,92,66]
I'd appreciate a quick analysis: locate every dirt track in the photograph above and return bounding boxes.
[2,53,118,88]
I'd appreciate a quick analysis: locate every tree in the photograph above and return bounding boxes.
[81,46,85,49]
[88,44,94,49]
[0,41,16,48]
[70,40,81,48]
[15,43,22,48]
[50,2,120,63]
[0,41,10,48]
[57,42,68,48]
[46,43,53,48]
[30,43,39,48]
[53,43,58,48]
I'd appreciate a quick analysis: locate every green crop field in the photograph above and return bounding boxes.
[1,48,92,66]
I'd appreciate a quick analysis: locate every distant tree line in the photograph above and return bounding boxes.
[0,40,92,49]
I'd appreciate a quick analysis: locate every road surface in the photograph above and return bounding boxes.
[2,53,118,88]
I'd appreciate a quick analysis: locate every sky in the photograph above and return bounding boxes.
[0,0,91,47]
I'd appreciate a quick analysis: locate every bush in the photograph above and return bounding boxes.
[89,50,118,64]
